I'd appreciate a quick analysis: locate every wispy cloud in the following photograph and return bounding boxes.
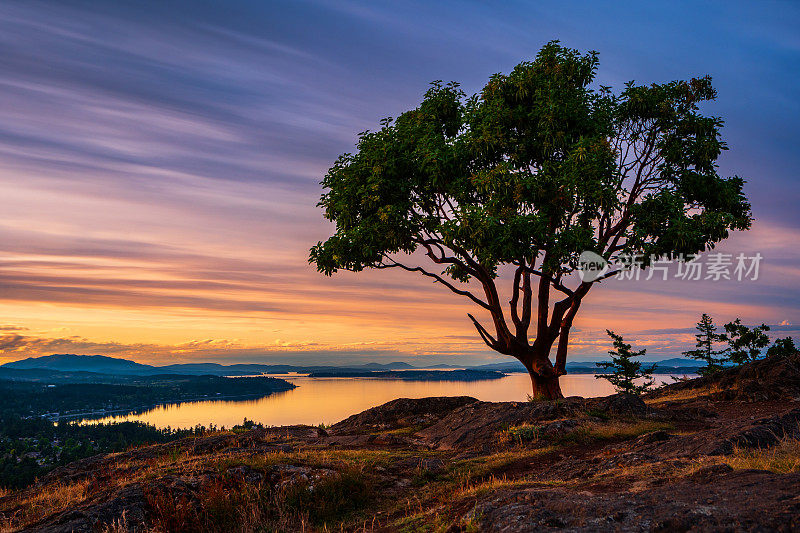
[0,0,798,364]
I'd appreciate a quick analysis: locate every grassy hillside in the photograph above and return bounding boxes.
[1,353,799,532]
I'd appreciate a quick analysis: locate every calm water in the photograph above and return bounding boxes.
[82,374,679,429]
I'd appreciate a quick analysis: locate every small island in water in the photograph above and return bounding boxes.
[306,369,505,380]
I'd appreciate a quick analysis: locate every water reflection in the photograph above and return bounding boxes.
[82,374,679,429]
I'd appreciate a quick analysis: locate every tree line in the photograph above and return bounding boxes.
[598,315,796,395]
[0,412,208,489]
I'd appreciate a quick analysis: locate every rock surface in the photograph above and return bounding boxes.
[330,395,478,434]
[648,351,800,402]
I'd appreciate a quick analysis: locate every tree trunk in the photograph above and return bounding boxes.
[528,370,564,400]
[516,345,565,401]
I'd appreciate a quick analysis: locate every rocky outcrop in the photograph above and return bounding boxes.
[649,352,800,402]
[468,469,800,532]
[21,483,150,533]
[5,356,800,532]
[330,396,478,434]
[588,392,648,416]
[706,408,800,455]
[416,397,584,450]
[416,394,647,450]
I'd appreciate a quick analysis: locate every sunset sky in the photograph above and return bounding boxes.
[1,0,798,366]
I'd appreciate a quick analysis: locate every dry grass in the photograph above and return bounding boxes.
[386,448,558,532]
[645,385,719,405]
[0,445,392,533]
[396,505,484,533]
[140,459,374,532]
[1,480,90,532]
[499,419,674,448]
[456,474,537,498]
[723,436,800,474]
[451,447,556,482]
[559,420,673,444]
[209,447,408,476]
[100,511,139,533]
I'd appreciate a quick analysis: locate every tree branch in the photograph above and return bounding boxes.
[410,237,514,352]
[467,313,506,353]
[520,266,532,340]
[509,263,523,330]
[377,257,491,311]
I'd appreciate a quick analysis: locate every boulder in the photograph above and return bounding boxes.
[330,396,478,434]
[706,408,800,455]
[416,397,587,450]
[586,393,648,416]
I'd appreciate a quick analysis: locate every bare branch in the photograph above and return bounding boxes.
[509,263,524,329]
[521,267,532,333]
[467,313,505,353]
[377,257,491,311]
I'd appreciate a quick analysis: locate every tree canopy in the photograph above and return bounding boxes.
[310,41,752,398]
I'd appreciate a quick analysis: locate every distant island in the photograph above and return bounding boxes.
[0,353,701,428]
[306,369,505,380]
[0,374,297,422]
[1,353,703,380]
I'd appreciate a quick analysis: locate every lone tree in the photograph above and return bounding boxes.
[310,42,752,399]
[683,313,729,375]
[596,330,656,395]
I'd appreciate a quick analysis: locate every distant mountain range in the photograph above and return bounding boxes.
[1,353,701,380]
[0,354,436,378]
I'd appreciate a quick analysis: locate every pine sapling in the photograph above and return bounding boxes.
[683,313,728,376]
[596,330,656,395]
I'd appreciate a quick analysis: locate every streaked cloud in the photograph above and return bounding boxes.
[0,0,798,365]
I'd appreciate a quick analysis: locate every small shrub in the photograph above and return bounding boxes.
[767,337,797,358]
[145,487,196,532]
[596,330,655,395]
[722,318,770,364]
[501,424,542,445]
[278,468,372,526]
[683,313,728,375]
[411,463,440,486]
[196,478,261,531]
[584,408,609,420]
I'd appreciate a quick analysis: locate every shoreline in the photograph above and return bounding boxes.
[50,388,296,424]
